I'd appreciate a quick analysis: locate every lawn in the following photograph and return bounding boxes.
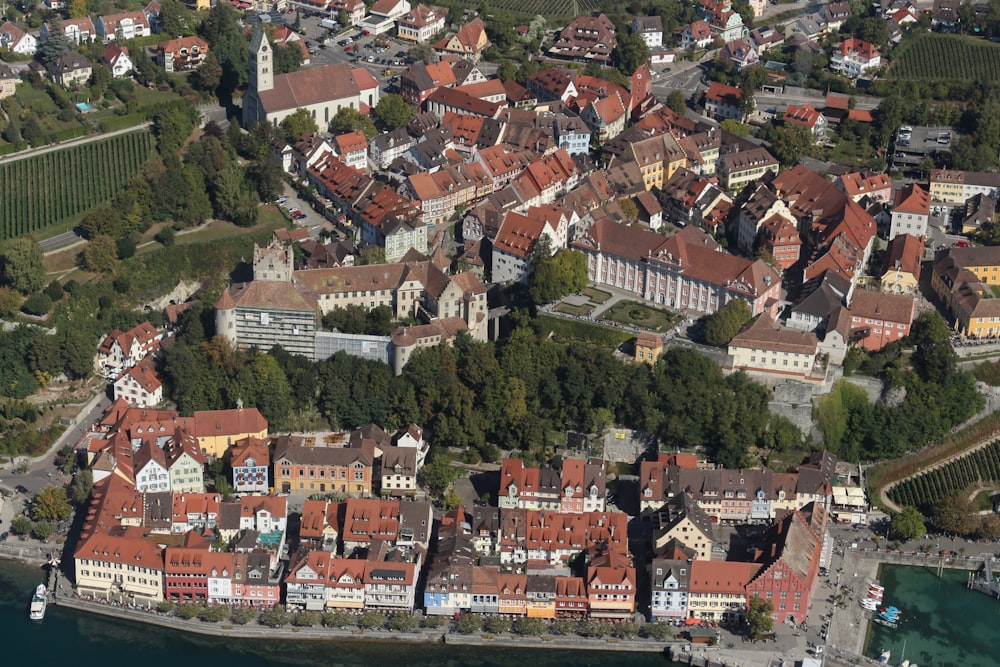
[601,300,679,332]
[554,302,594,316]
[534,314,633,347]
[582,286,612,304]
[172,211,287,247]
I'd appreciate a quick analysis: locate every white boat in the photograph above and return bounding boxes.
[29,584,47,620]
[879,650,891,664]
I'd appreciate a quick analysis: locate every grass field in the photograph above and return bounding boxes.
[601,300,679,332]
[581,286,612,304]
[554,302,594,316]
[889,33,1000,82]
[0,131,156,242]
[534,314,633,346]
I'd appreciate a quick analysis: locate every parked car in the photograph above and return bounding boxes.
[289,209,303,217]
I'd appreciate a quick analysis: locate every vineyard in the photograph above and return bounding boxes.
[0,131,156,242]
[457,0,604,19]
[889,33,1000,82]
[888,439,1000,512]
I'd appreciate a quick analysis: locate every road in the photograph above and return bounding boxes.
[39,230,83,252]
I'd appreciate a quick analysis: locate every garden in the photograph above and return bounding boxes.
[601,300,679,333]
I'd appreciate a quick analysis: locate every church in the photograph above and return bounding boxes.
[242,27,381,129]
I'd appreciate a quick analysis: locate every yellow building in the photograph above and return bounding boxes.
[634,332,663,364]
[932,245,1000,337]
[74,530,165,604]
[189,406,268,459]
[687,561,760,621]
[629,133,686,191]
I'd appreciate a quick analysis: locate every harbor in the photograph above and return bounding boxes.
[966,557,1000,599]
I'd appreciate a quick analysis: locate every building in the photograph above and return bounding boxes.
[396,4,447,43]
[112,356,163,407]
[242,28,380,128]
[272,435,374,496]
[49,51,93,87]
[682,20,714,49]
[101,44,133,78]
[432,18,490,62]
[632,15,663,48]
[96,11,151,41]
[573,221,781,317]
[0,21,38,55]
[830,38,881,78]
[932,245,1000,337]
[188,406,268,459]
[333,130,368,172]
[165,433,205,493]
[379,445,418,496]
[74,528,165,604]
[782,103,827,141]
[0,63,17,100]
[547,14,617,65]
[650,541,695,620]
[848,289,915,352]
[498,457,607,513]
[41,17,95,44]
[157,36,209,73]
[634,332,663,364]
[230,436,270,494]
[727,315,821,382]
[880,233,923,294]
[929,169,1000,205]
[719,38,759,70]
[889,183,930,240]
[704,82,747,121]
[717,147,779,191]
[836,171,892,204]
[687,560,761,622]
[97,321,161,374]
[651,493,716,561]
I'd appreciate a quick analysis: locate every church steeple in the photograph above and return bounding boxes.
[249,27,273,94]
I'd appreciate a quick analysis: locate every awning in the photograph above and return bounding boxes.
[685,617,701,625]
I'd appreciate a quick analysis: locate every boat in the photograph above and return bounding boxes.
[879,650,891,664]
[29,584,47,620]
[875,605,902,628]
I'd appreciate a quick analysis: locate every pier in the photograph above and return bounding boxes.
[967,557,1000,599]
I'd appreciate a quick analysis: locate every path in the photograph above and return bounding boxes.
[0,123,153,165]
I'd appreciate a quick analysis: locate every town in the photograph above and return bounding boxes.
[3,0,1000,664]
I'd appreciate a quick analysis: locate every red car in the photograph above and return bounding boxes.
[289,209,303,218]
[345,45,352,51]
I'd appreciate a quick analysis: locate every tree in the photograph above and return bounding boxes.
[641,621,674,640]
[418,452,461,496]
[272,41,303,75]
[159,0,192,37]
[618,198,639,221]
[374,94,416,130]
[666,89,687,114]
[81,235,120,274]
[20,293,51,316]
[761,123,813,168]
[0,287,21,318]
[200,604,231,622]
[259,607,290,627]
[0,237,44,294]
[389,611,420,632]
[703,299,752,346]
[66,470,93,506]
[360,610,387,629]
[747,595,774,640]
[293,610,321,626]
[279,108,319,141]
[10,514,31,535]
[36,16,73,69]
[177,602,203,619]
[192,54,223,93]
[323,609,355,628]
[32,485,72,521]
[407,43,434,64]
[68,0,87,18]
[454,612,482,634]
[331,107,378,139]
[891,506,927,541]
[31,521,54,541]
[513,617,547,636]
[613,29,650,76]
[529,247,589,305]
[931,493,977,537]
[231,606,258,624]
[484,616,512,634]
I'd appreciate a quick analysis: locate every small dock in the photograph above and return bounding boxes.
[967,557,1000,599]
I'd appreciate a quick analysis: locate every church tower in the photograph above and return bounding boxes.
[243,28,273,127]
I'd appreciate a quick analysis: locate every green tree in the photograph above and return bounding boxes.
[0,237,44,295]
[666,89,687,115]
[32,485,72,521]
[484,616,512,634]
[374,93,416,130]
[81,235,120,274]
[36,16,73,69]
[331,107,378,139]
[931,493,977,537]
[703,299,752,346]
[619,198,639,221]
[891,506,927,541]
[0,286,22,318]
[454,612,482,634]
[66,470,93,506]
[279,107,319,141]
[323,609,355,628]
[68,0,87,18]
[231,606,258,624]
[197,3,248,99]
[31,521,54,541]
[272,41,303,74]
[200,604,231,622]
[177,602,203,619]
[360,610,387,629]
[418,451,461,495]
[407,43,435,64]
[529,247,589,305]
[159,0,192,37]
[513,616,547,636]
[761,122,813,168]
[293,610,322,626]
[388,611,420,632]
[10,514,31,535]
[259,607,290,627]
[20,293,52,316]
[192,54,223,93]
[747,595,774,639]
[641,621,674,640]
[58,327,95,379]
[612,29,650,76]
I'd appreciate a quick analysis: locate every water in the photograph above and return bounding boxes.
[865,564,1000,667]
[0,559,674,667]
